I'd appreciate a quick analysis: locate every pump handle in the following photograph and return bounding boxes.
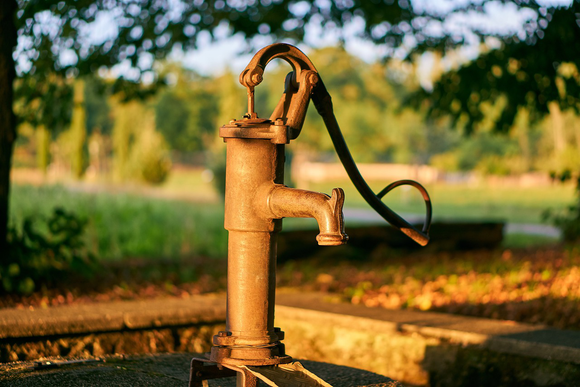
[240,43,432,246]
[311,78,432,246]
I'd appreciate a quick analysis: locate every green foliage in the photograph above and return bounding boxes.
[111,100,138,181]
[4,208,96,294]
[430,132,519,174]
[11,0,557,136]
[14,74,73,134]
[9,0,396,133]
[129,115,172,185]
[475,155,514,176]
[206,149,227,199]
[35,125,50,174]
[59,81,88,179]
[84,77,112,135]
[544,177,580,243]
[155,92,190,149]
[10,184,227,260]
[111,100,171,185]
[422,5,580,133]
[154,67,218,153]
[549,205,580,243]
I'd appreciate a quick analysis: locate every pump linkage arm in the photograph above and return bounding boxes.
[239,43,432,246]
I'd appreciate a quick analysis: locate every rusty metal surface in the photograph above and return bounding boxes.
[244,362,333,387]
[239,43,319,138]
[211,44,349,370]
[193,42,430,386]
[190,358,237,387]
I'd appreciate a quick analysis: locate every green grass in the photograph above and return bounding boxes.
[157,166,217,201]
[10,184,227,261]
[502,233,560,249]
[9,167,576,261]
[305,180,576,224]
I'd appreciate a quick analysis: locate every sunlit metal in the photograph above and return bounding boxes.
[190,43,431,387]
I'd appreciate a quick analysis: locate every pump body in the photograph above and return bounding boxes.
[189,43,431,387]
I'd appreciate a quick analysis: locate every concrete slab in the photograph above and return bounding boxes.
[0,353,400,387]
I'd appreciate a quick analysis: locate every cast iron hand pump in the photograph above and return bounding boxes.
[190,43,432,387]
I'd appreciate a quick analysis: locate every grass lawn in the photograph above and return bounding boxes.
[9,167,576,260]
[9,183,227,261]
[306,179,576,225]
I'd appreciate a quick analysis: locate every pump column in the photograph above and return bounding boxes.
[210,135,290,365]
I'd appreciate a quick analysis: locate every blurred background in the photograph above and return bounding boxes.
[2,0,580,331]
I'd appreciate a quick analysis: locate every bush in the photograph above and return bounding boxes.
[128,116,172,185]
[207,149,226,199]
[3,208,96,294]
[544,176,580,243]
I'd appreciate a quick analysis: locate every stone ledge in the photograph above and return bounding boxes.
[2,292,580,364]
[2,292,580,386]
[275,292,580,365]
[0,295,226,339]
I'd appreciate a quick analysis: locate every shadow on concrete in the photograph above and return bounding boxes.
[422,339,580,387]
[0,353,401,387]
[427,295,580,331]
[278,222,504,262]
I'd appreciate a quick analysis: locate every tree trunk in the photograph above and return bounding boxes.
[0,0,17,252]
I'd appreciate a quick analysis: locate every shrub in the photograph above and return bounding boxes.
[544,176,580,243]
[128,115,172,185]
[3,208,96,294]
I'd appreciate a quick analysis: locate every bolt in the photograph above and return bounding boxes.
[251,72,263,85]
[274,118,284,126]
[229,119,237,124]
[218,331,229,337]
[306,72,319,85]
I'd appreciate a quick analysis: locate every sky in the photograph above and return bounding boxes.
[170,0,572,78]
[15,0,574,81]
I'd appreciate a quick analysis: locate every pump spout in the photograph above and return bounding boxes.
[264,185,348,246]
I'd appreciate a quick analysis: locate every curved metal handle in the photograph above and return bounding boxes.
[311,78,432,246]
[238,43,432,246]
[238,43,320,139]
[239,43,317,90]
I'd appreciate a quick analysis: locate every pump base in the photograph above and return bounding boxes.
[210,342,292,366]
[189,357,332,387]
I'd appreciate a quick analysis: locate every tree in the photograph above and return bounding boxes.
[421,4,580,135]
[0,0,569,251]
[68,81,88,179]
[417,2,580,239]
[154,67,218,153]
[1,1,18,253]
